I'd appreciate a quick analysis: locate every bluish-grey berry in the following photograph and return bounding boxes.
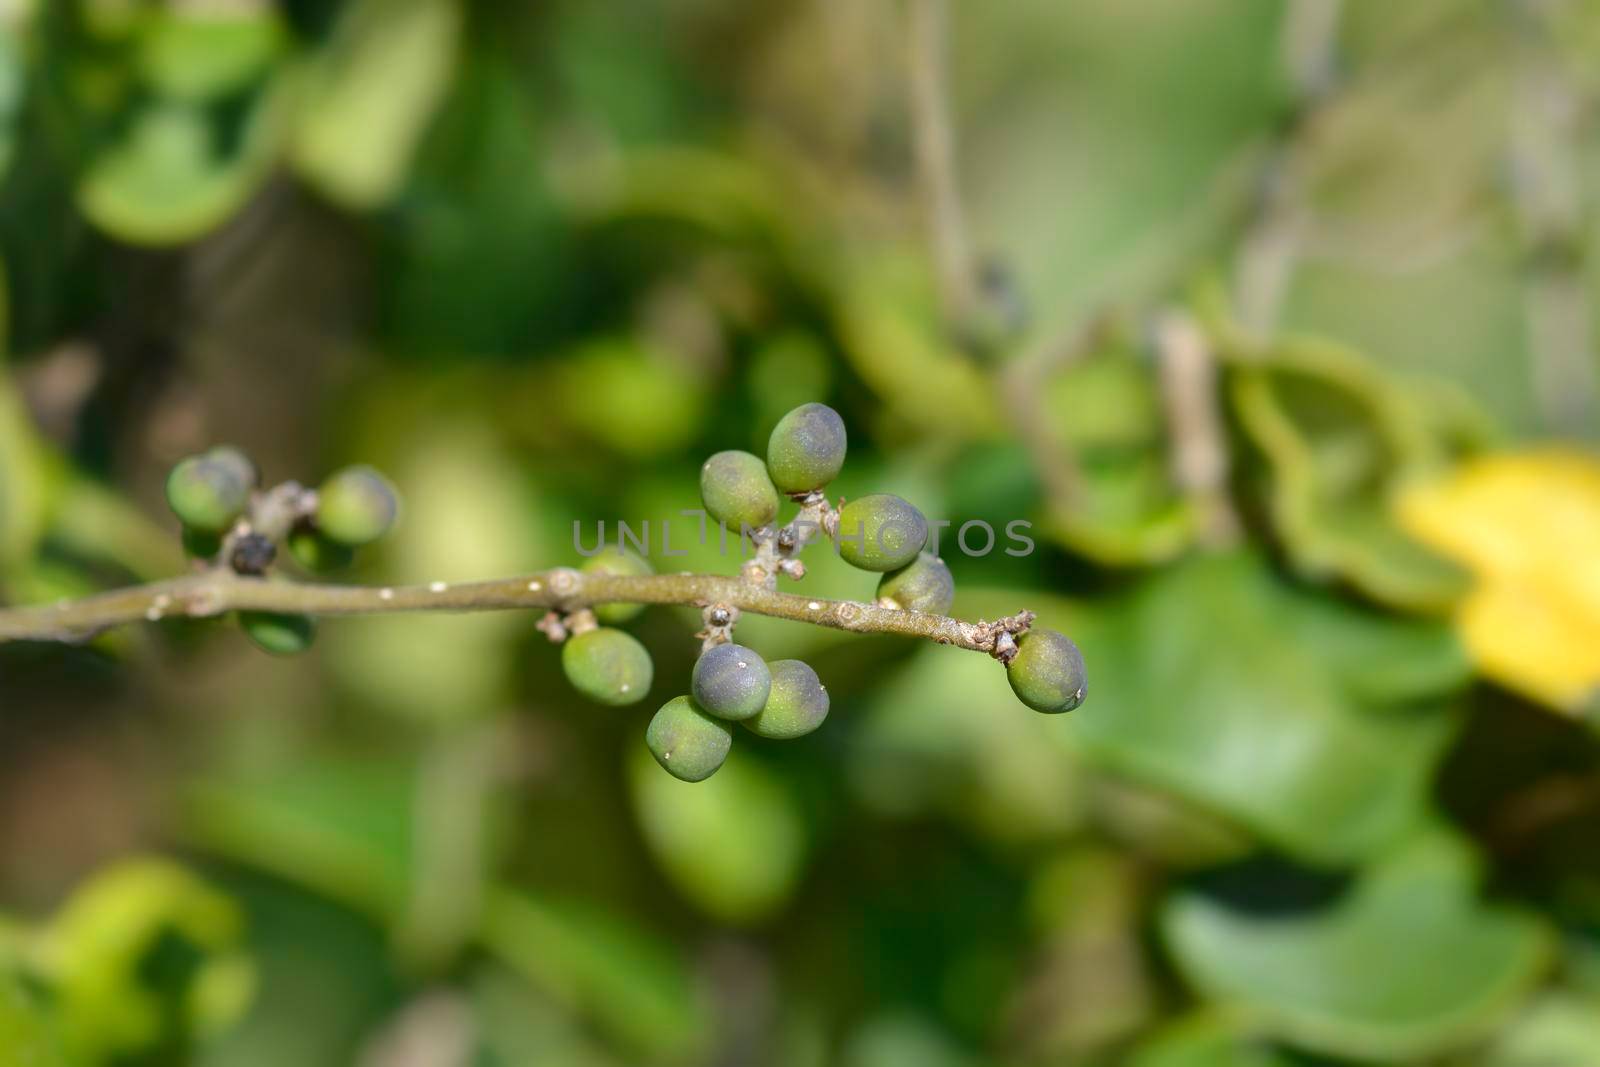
[835,494,928,572]
[691,642,772,721]
[166,453,252,534]
[876,553,954,614]
[766,402,847,494]
[745,659,829,739]
[646,696,733,782]
[240,611,315,655]
[316,465,399,546]
[580,548,653,624]
[1006,628,1087,714]
[562,627,653,706]
[700,451,779,533]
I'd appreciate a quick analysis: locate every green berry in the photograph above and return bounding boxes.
[562,627,653,706]
[876,553,955,614]
[835,494,928,572]
[166,454,251,534]
[287,525,355,573]
[646,696,732,782]
[745,659,829,739]
[240,611,315,655]
[700,451,779,532]
[766,402,847,494]
[1006,628,1087,714]
[204,445,259,491]
[580,548,654,624]
[691,642,772,721]
[316,465,399,546]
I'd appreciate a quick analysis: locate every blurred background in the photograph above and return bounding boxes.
[2,0,1600,1064]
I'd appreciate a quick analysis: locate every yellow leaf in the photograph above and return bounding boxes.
[1396,450,1600,714]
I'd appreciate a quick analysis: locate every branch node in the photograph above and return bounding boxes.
[535,612,569,644]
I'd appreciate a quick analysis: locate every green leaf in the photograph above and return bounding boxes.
[291,0,462,209]
[137,10,288,103]
[1226,335,1471,612]
[626,744,806,925]
[77,84,288,246]
[0,973,69,1067]
[1060,552,1464,863]
[1482,994,1600,1066]
[480,889,709,1063]
[1162,832,1552,1060]
[1128,1012,1313,1067]
[0,370,49,574]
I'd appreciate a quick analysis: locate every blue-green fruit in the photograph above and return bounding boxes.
[835,494,928,572]
[700,451,779,532]
[876,553,954,614]
[580,548,654,624]
[205,445,258,491]
[166,454,251,534]
[562,627,653,706]
[316,465,399,546]
[745,659,829,740]
[646,696,732,782]
[287,526,355,573]
[240,611,315,655]
[691,642,772,721]
[766,402,847,494]
[1006,628,1087,713]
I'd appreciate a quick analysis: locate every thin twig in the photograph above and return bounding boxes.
[0,569,1036,655]
[1155,311,1240,546]
[1506,0,1599,437]
[907,0,977,326]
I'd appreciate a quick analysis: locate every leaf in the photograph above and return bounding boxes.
[1037,343,1202,565]
[77,84,288,246]
[291,0,463,209]
[479,889,710,1063]
[1128,1012,1313,1067]
[0,973,69,1067]
[1227,334,1470,611]
[626,745,807,925]
[0,370,49,575]
[1397,450,1600,716]
[1482,993,1600,1066]
[1162,832,1552,1060]
[136,9,288,103]
[1059,552,1464,863]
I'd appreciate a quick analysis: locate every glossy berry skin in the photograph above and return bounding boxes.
[646,696,732,782]
[166,453,252,534]
[316,465,399,546]
[700,451,779,533]
[287,526,355,573]
[580,548,653,624]
[562,627,653,706]
[745,659,829,740]
[1006,628,1087,714]
[240,611,315,655]
[766,402,847,494]
[876,553,954,614]
[691,642,772,721]
[835,494,928,572]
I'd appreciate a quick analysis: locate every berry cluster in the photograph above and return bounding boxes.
[555,402,1088,783]
[164,447,399,654]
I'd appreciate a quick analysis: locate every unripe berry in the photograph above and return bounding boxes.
[700,451,779,533]
[1006,628,1087,714]
[580,548,653,624]
[205,445,259,492]
[181,526,222,560]
[691,642,772,721]
[166,453,251,534]
[766,402,847,494]
[646,696,732,782]
[316,465,399,546]
[239,611,315,655]
[835,494,928,572]
[561,627,653,706]
[287,525,355,573]
[876,552,954,614]
[745,659,829,740]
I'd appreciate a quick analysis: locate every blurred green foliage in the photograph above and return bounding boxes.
[2,1,1600,1065]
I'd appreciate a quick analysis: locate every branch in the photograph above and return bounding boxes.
[0,568,1035,656]
[907,0,978,327]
